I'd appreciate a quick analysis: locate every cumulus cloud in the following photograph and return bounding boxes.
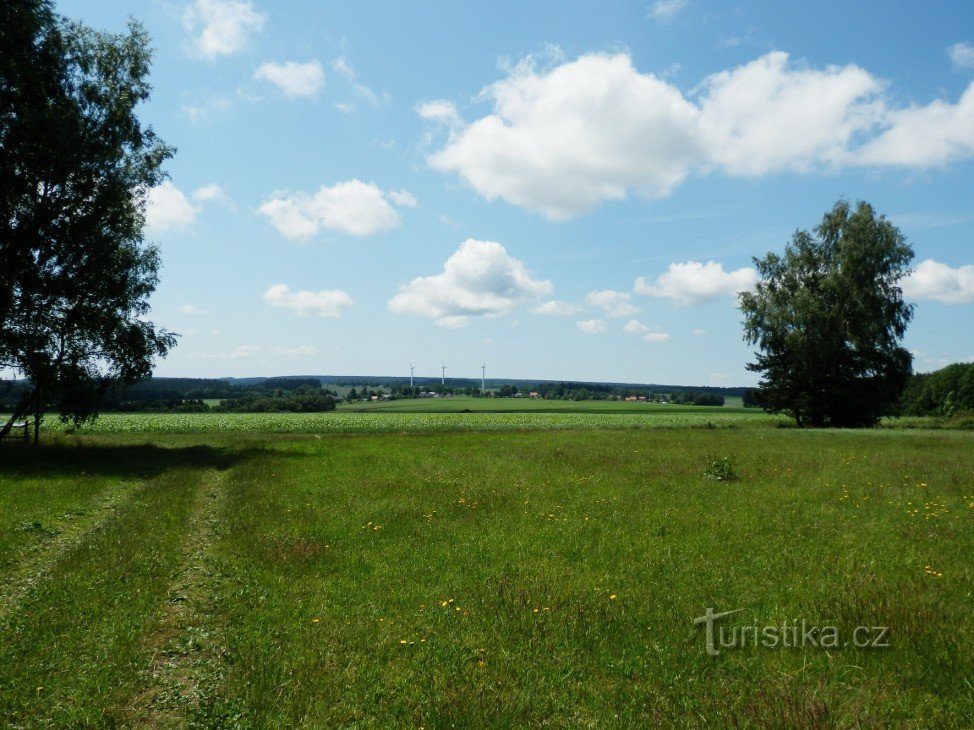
[623,319,670,342]
[263,284,353,317]
[387,189,418,207]
[532,300,583,316]
[426,53,699,219]
[697,51,883,176]
[902,259,974,304]
[576,319,607,334]
[416,100,462,129]
[191,183,228,203]
[648,0,687,22]
[388,239,552,325]
[182,0,265,60]
[146,181,198,232]
[258,180,411,239]
[635,260,758,305]
[254,61,325,98]
[421,50,974,218]
[146,181,228,233]
[949,42,974,70]
[585,290,639,317]
[855,84,974,167]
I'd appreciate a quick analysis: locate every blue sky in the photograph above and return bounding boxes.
[60,0,974,385]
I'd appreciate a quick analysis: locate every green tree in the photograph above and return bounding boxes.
[1,1,175,443]
[739,200,914,427]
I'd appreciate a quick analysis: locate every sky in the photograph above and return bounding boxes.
[58,0,974,385]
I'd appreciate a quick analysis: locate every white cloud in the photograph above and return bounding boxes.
[692,328,707,336]
[191,183,227,203]
[623,319,670,342]
[648,0,687,22]
[146,181,199,232]
[258,180,411,239]
[635,261,758,305]
[577,319,607,334]
[146,181,229,233]
[435,315,470,329]
[532,300,583,316]
[416,100,462,129]
[263,284,353,317]
[698,51,883,176]
[177,304,209,315]
[949,42,974,70]
[855,83,974,167]
[422,50,974,218]
[388,239,553,323]
[387,189,418,207]
[425,53,699,219]
[254,61,325,98]
[585,289,639,317]
[331,57,389,109]
[182,0,265,60]
[902,259,974,304]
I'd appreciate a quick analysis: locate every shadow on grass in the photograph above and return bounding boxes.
[0,440,268,481]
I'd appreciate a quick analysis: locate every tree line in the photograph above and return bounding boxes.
[898,363,974,417]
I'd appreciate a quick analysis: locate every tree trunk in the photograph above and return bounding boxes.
[0,387,37,441]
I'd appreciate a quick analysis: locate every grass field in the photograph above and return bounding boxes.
[338,395,748,413]
[1,418,972,725]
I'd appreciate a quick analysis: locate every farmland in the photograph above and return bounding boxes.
[338,395,747,413]
[1,417,972,726]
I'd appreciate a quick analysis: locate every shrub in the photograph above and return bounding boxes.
[703,454,736,482]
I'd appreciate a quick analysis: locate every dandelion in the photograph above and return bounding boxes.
[609,594,617,600]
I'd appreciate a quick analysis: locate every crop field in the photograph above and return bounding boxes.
[38,409,771,435]
[338,395,748,414]
[1,420,972,726]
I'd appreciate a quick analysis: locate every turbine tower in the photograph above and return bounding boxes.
[409,363,415,388]
[481,363,486,392]
[441,362,446,386]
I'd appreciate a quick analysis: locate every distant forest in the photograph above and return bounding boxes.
[3,364,969,415]
[898,363,974,417]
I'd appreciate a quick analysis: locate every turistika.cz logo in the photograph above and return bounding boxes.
[693,607,890,657]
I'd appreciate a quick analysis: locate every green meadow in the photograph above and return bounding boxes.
[1,417,972,726]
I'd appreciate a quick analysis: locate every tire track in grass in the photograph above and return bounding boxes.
[124,468,238,727]
[0,466,201,726]
[0,480,140,625]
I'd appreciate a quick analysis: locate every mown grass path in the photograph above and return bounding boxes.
[123,469,235,727]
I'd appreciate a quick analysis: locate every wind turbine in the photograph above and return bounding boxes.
[408,363,415,388]
[441,362,446,386]
[481,363,486,392]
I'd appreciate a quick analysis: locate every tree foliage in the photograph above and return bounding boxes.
[899,362,974,417]
[0,1,175,441]
[739,200,914,427]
